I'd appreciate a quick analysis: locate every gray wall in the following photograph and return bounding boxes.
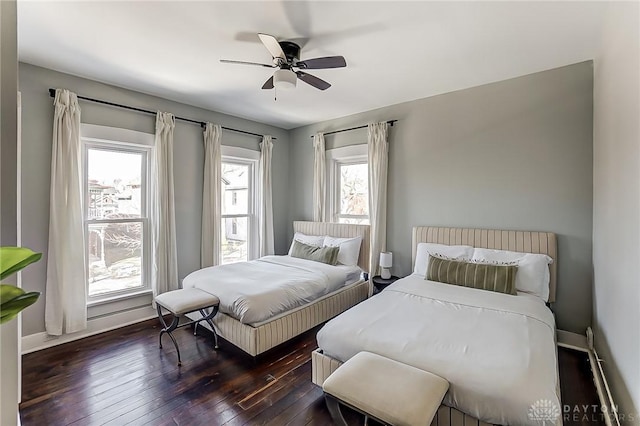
[19,61,597,337]
[593,2,639,420]
[1,0,21,423]
[289,62,594,334]
[19,63,290,336]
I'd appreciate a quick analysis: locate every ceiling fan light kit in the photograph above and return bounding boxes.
[274,69,297,89]
[221,33,346,92]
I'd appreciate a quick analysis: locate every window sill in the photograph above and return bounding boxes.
[87,289,153,308]
[88,290,154,320]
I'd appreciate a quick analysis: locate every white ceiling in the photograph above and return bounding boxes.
[18,1,606,130]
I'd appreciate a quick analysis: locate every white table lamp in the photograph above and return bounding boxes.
[379,252,393,279]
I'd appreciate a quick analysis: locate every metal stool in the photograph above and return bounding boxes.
[155,288,220,365]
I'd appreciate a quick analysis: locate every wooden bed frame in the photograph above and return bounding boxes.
[187,221,371,357]
[311,226,558,426]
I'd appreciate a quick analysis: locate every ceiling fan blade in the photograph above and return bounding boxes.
[258,33,286,59]
[262,76,274,90]
[296,71,331,91]
[220,59,275,68]
[295,56,347,69]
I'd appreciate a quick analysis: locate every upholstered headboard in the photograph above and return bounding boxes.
[412,226,558,302]
[293,221,370,272]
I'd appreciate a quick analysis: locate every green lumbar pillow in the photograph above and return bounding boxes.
[290,240,339,265]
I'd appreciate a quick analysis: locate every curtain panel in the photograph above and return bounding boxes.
[201,123,222,267]
[259,135,275,256]
[45,89,87,336]
[150,112,179,297]
[312,132,326,222]
[367,122,389,276]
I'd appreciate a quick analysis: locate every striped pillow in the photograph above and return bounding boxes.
[426,255,518,295]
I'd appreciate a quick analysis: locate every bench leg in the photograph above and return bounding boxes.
[157,304,182,366]
[325,394,349,426]
[200,307,219,349]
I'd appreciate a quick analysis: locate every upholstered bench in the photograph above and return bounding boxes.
[323,351,449,426]
[155,288,220,365]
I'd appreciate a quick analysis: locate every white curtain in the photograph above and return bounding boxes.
[312,132,326,222]
[150,112,179,297]
[259,135,275,256]
[45,89,87,336]
[201,123,222,267]
[367,122,389,276]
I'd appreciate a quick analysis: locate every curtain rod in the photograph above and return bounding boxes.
[47,88,275,140]
[309,120,397,138]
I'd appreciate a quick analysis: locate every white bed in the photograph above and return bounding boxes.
[183,255,362,325]
[184,221,371,357]
[312,226,560,426]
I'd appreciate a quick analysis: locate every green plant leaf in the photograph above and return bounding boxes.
[0,284,25,304]
[0,291,40,324]
[0,247,42,280]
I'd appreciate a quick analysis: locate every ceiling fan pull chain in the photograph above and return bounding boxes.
[274,87,277,102]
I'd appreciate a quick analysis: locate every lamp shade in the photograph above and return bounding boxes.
[379,252,393,268]
[274,69,297,89]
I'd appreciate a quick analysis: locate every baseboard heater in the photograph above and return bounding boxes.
[587,327,621,426]
[557,328,620,426]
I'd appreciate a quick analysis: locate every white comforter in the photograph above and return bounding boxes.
[182,256,351,325]
[317,274,560,426]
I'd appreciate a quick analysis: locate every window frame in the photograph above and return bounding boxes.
[326,144,370,224]
[221,146,260,264]
[81,125,153,305]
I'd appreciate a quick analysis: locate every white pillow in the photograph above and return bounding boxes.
[323,235,362,266]
[414,243,475,277]
[471,248,553,301]
[288,232,325,255]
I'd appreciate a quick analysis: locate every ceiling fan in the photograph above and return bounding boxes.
[220,33,347,91]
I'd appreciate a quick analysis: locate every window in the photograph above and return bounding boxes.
[221,146,259,264]
[82,125,152,302]
[327,145,369,224]
[337,162,369,224]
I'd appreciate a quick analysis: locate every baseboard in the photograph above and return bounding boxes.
[21,306,156,354]
[557,329,589,352]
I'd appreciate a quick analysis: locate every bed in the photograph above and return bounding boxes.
[312,226,560,426]
[183,221,371,357]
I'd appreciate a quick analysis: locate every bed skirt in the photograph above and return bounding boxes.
[188,280,370,357]
[311,349,495,426]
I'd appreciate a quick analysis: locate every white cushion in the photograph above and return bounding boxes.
[323,235,362,266]
[288,232,325,255]
[472,248,553,301]
[414,243,474,277]
[155,288,219,315]
[323,351,448,426]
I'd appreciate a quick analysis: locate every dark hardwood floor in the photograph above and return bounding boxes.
[21,319,603,425]
[558,347,605,425]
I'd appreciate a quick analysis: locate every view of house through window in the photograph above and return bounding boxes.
[221,162,251,264]
[85,147,149,298]
[338,162,369,224]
